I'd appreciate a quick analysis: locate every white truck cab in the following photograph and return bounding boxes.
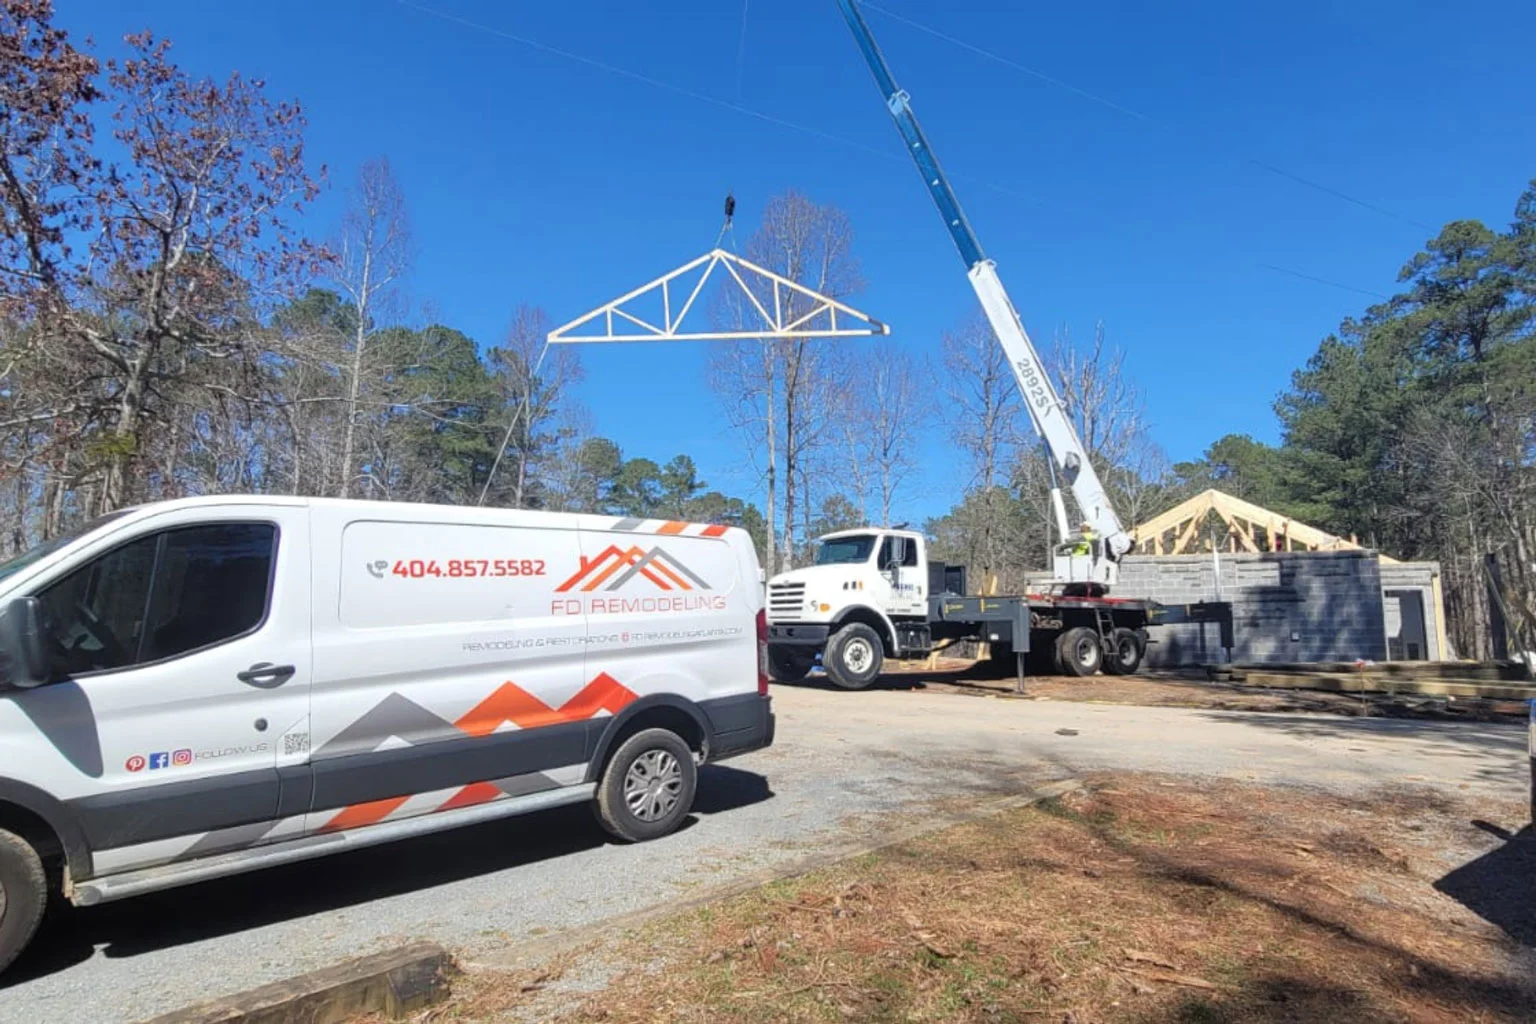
[0,496,773,975]
[766,528,935,689]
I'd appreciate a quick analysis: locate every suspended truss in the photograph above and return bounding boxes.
[547,248,889,344]
[1131,488,1398,562]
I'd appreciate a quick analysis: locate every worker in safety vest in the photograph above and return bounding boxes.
[1070,522,1095,556]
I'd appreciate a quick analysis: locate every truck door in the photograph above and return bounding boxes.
[22,503,311,875]
[875,536,925,617]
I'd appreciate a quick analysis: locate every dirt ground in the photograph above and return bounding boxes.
[874,660,1530,721]
[432,773,1536,1023]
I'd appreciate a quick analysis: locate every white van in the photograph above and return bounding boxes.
[0,496,773,973]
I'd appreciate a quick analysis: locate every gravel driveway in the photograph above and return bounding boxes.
[1,683,1526,1023]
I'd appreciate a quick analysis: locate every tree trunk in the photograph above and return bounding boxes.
[338,247,373,499]
[762,341,777,576]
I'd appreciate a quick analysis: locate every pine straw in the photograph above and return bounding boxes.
[442,775,1533,1023]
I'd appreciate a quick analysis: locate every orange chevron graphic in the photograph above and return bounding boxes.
[320,672,639,833]
[456,681,564,734]
[555,672,636,719]
[455,672,637,736]
[437,781,503,812]
[321,795,410,833]
[556,545,669,592]
[555,544,710,593]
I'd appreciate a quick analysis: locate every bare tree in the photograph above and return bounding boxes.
[1043,321,1172,535]
[944,315,1021,490]
[709,190,861,573]
[939,315,1024,587]
[844,347,924,525]
[484,305,582,509]
[332,158,410,497]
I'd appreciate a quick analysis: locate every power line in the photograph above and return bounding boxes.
[860,1,1153,124]
[396,0,894,164]
[394,1,1405,306]
[1257,263,1390,300]
[858,1,1434,233]
[395,1,1047,208]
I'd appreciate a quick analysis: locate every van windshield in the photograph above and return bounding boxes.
[0,511,131,584]
[814,534,876,565]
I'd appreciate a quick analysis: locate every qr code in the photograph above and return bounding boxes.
[283,732,311,756]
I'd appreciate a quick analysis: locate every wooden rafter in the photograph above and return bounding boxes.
[1131,489,1398,562]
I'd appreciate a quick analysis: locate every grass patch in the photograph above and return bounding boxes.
[441,775,1533,1023]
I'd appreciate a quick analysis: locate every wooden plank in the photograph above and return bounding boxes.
[1232,672,1536,701]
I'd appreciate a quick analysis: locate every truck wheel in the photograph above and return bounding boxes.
[0,828,48,976]
[596,728,698,843]
[1054,627,1103,677]
[767,647,814,683]
[1103,628,1145,675]
[824,623,884,690]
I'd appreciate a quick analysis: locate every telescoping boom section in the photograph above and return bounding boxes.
[833,0,1130,582]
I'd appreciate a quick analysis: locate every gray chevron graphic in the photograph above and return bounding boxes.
[606,547,710,591]
[312,692,462,760]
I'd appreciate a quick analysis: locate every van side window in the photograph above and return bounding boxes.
[140,524,276,663]
[36,522,277,677]
[36,535,158,677]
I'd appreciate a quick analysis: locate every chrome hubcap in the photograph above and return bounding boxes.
[844,638,873,673]
[624,749,683,822]
[0,879,7,923]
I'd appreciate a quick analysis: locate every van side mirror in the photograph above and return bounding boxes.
[0,597,49,690]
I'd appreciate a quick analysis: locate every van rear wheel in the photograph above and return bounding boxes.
[0,828,47,976]
[824,623,884,690]
[596,728,698,843]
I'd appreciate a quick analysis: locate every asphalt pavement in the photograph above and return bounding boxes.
[1,683,1526,1023]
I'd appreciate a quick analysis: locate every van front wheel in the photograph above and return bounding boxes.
[596,728,698,843]
[0,828,47,976]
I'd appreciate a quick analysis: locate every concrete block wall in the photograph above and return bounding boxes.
[1378,561,1444,661]
[1118,551,1390,667]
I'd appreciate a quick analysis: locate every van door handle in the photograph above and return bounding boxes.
[237,663,295,688]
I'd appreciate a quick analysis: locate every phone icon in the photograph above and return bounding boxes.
[366,560,388,579]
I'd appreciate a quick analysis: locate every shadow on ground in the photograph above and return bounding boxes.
[1,764,772,987]
[1192,708,1528,789]
[1435,822,1536,947]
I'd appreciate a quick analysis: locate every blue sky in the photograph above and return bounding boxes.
[63,0,1536,525]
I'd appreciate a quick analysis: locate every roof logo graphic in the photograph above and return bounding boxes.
[556,545,711,593]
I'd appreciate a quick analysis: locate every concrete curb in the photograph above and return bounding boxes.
[137,941,454,1024]
[470,776,1084,972]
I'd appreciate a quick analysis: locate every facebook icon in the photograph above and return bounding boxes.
[149,752,170,770]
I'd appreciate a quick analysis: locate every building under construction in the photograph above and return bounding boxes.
[1120,490,1446,666]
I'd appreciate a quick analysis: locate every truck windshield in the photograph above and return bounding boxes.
[814,535,876,565]
[0,510,131,584]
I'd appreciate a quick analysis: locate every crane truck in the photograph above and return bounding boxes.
[763,2,1232,689]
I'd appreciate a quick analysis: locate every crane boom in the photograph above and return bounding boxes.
[834,0,1132,579]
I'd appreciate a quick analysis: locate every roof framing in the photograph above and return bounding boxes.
[547,248,889,344]
[1132,488,1397,562]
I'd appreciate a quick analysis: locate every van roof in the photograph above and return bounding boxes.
[111,495,746,539]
